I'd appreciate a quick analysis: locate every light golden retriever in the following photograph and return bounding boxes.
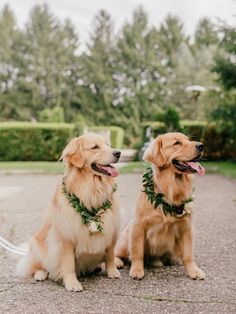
[115,132,206,280]
[17,134,121,291]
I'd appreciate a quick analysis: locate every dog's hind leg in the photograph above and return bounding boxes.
[105,238,121,279]
[17,223,50,280]
[16,239,45,279]
[16,254,38,278]
[115,224,130,262]
[115,257,124,268]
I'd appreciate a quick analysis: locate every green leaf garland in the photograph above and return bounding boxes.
[142,167,193,218]
[63,182,117,232]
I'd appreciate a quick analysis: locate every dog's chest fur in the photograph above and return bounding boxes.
[145,213,190,257]
[144,169,193,257]
[55,190,119,274]
[74,207,118,273]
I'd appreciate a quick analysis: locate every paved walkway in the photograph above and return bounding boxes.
[0,173,236,313]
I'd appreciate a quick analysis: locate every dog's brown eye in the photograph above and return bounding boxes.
[91,145,99,149]
[174,141,181,145]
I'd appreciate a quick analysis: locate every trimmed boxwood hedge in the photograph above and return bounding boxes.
[0,122,75,161]
[203,123,236,160]
[180,120,206,141]
[1,121,235,161]
[0,122,125,161]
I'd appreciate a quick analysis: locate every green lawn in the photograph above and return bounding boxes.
[0,161,235,179]
[0,161,63,174]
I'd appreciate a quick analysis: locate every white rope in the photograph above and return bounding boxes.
[0,235,28,255]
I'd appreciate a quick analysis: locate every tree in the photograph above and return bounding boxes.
[195,18,219,48]
[79,9,116,125]
[210,25,236,153]
[0,4,232,146]
[21,4,80,119]
[114,7,167,143]
[213,26,236,90]
[0,5,25,120]
[159,16,219,120]
[159,15,186,67]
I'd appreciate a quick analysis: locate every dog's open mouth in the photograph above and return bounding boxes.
[173,156,205,176]
[91,163,119,177]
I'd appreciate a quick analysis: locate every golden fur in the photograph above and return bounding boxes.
[115,132,206,280]
[17,134,121,291]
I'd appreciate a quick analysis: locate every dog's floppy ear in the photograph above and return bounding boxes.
[143,136,166,167]
[60,137,84,168]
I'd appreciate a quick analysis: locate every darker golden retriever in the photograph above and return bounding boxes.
[115,132,206,280]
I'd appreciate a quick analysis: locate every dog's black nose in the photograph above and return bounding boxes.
[112,150,121,159]
[195,143,204,152]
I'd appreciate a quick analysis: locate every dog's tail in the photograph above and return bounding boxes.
[16,255,35,278]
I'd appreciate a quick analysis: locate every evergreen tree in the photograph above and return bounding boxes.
[79,10,117,125]
[21,4,80,119]
[195,18,219,48]
[0,3,233,145]
[159,15,186,67]
[114,7,166,143]
[213,26,236,90]
[0,5,24,120]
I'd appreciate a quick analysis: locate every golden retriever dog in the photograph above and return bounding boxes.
[115,132,206,280]
[17,134,121,292]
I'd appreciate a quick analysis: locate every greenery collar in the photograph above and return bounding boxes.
[142,167,193,218]
[62,181,117,233]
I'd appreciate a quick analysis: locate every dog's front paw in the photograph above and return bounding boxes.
[64,274,83,292]
[65,279,83,292]
[34,270,48,281]
[130,266,144,280]
[187,265,205,280]
[107,267,121,279]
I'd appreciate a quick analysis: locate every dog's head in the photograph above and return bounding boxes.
[61,134,121,177]
[143,132,205,176]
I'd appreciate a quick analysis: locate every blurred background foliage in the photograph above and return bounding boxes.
[0,4,235,150]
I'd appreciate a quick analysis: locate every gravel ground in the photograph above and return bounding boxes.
[0,173,236,314]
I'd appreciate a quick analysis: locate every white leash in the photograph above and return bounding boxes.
[0,235,28,255]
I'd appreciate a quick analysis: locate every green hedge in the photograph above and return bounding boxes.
[0,122,125,161]
[0,122,75,161]
[203,123,236,160]
[180,120,206,140]
[89,126,125,149]
[1,120,235,161]
[141,120,236,160]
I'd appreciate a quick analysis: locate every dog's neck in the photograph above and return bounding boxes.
[63,165,116,210]
[152,165,194,205]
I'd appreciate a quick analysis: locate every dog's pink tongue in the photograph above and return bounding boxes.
[186,161,205,177]
[102,165,119,177]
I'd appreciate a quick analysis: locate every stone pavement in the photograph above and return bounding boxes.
[0,173,236,314]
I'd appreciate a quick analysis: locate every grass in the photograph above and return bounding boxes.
[0,161,63,174]
[0,161,235,179]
